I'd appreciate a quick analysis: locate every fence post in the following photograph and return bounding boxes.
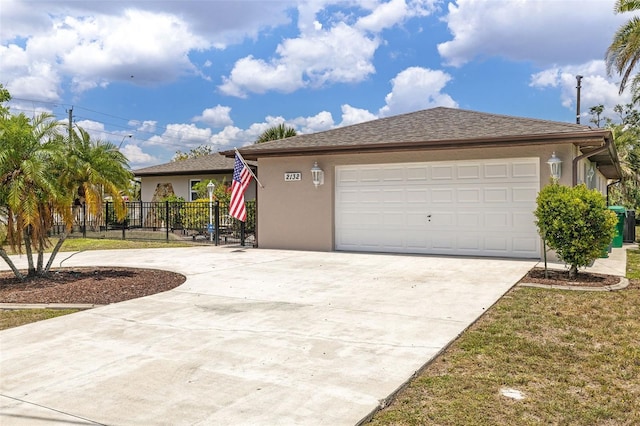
[165,201,170,241]
[105,202,109,234]
[139,200,143,228]
[240,221,245,246]
[82,203,87,238]
[214,201,220,246]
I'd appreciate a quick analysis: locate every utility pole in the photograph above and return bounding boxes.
[575,75,583,124]
[67,107,73,140]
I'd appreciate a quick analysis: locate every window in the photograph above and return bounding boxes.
[189,179,201,201]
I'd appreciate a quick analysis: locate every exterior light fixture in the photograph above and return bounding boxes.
[311,162,324,188]
[207,181,215,242]
[547,152,562,181]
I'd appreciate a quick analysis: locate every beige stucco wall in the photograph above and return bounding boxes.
[256,144,585,252]
[139,173,256,203]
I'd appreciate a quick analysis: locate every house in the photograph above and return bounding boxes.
[133,153,257,203]
[225,107,621,259]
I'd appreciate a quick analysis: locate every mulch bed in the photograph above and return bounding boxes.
[520,267,621,287]
[0,267,186,305]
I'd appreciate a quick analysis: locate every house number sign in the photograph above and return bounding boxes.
[284,172,302,181]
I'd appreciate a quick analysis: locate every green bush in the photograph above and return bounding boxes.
[534,183,617,278]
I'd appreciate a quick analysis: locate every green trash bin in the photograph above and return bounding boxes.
[608,206,626,248]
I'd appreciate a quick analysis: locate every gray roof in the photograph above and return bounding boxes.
[229,107,611,159]
[134,153,255,177]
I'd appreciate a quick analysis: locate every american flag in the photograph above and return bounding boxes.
[229,153,252,222]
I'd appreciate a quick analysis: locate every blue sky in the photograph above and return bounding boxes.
[0,0,632,169]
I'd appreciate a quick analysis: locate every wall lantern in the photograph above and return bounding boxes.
[311,162,324,188]
[547,152,562,181]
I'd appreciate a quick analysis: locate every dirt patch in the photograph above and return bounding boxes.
[0,267,186,305]
[520,267,621,288]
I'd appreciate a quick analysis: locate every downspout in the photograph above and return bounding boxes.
[572,137,611,186]
[606,180,621,206]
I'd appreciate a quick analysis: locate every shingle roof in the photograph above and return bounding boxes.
[133,152,253,176]
[229,107,610,159]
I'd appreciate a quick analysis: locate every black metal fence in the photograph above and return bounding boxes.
[51,200,256,246]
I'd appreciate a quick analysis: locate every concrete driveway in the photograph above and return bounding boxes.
[0,247,536,425]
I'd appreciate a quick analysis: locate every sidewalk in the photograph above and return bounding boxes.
[536,244,631,277]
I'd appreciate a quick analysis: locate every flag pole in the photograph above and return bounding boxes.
[235,148,264,188]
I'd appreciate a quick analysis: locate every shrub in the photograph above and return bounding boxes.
[534,183,617,278]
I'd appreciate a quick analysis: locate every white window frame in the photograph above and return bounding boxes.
[189,179,201,201]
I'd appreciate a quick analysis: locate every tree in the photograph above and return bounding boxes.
[0,89,132,280]
[64,126,133,217]
[0,112,67,278]
[589,104,605,127]
[606,0,640,102]
[172,145,213,161]
[534,183,617,278]
[255,123,297,144]
[588,103,640,208]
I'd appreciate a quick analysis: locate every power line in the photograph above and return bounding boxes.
[7,96,217,148]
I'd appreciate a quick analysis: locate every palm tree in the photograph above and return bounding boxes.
[606,0,640,101]
[255,123,297,144]
[0,90,133,279]
[64,127,133,217]
[0,112,67,278]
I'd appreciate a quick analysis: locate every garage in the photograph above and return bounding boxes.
[335,158,541,258]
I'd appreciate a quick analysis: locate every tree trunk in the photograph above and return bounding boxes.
[569,264,578,279]
[23,230,35,276]
[44,233,67,274]
[0,248,25,280]
[36,237,44,274]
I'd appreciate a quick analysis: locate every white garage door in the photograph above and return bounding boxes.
[335,158,540,258]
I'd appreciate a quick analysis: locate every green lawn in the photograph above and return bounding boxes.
[368,250,640,425]
[2,236,192,256]
[0,309,80,330]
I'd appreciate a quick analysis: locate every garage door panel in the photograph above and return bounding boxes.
[512,162,538,178]
[432,165,454,180]
[406,188,429,203]
[457,188,481,202]
[335,158,540,258]
[484,163,509,178]
[458,164,481,179]
[432,188,453,203]
[484,187,509,202]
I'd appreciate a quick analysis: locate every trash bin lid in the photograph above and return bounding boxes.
[608,205,626,213]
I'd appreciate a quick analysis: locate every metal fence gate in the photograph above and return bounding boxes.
[50,200,256,246]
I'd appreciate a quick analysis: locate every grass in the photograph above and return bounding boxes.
[2,236,192,255]
[368,250,640,425]
[0,309,80,330]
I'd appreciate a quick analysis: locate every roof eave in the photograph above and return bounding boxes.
[226,131,610,160]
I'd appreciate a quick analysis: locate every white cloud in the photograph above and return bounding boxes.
[192,105,233,128]
[0,1,293,100]
[339,104,377,126]
[291,111,335,133]
[219,22,378,97]
[122,144,159,169]
[379,66,457,116]
[530,60,631,122]
[220,0,439,97]
[219,56,305,97]
[438,0,627,67]
[356,0,436,33]
[146,123,212,149]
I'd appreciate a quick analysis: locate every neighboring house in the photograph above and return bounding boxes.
[225,107,621,260]
[133,153,257,203]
